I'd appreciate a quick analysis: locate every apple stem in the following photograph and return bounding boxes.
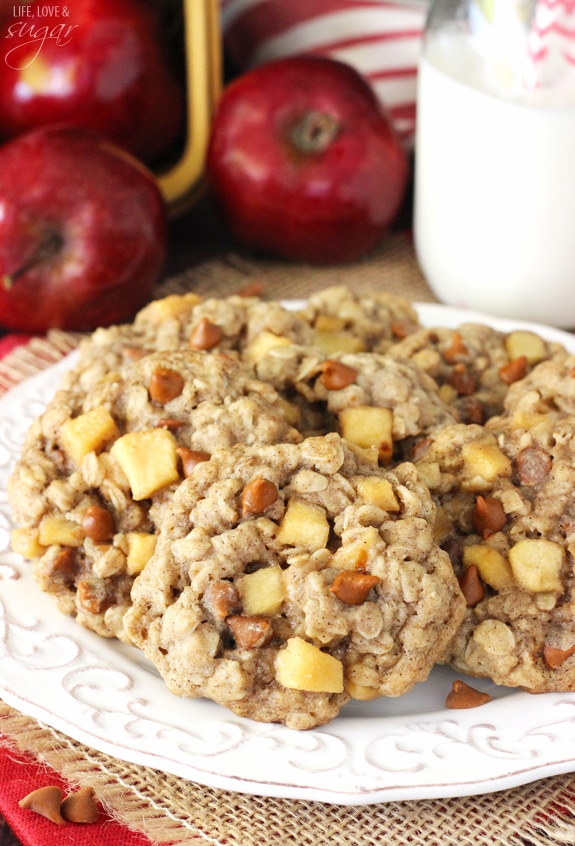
[2,230,64,290]
[290,111,340,154]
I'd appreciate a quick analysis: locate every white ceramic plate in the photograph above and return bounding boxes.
[2,303,575,805]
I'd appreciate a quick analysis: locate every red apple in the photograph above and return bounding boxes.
[0,0,185,164]
[0,125,168,333]
[206,56,409,264]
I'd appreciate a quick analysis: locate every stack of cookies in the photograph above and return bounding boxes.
[7,286,573,729]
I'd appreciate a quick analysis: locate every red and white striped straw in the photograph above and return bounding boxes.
[524,0,575,88]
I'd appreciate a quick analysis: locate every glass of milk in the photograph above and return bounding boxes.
[414,0,575,328]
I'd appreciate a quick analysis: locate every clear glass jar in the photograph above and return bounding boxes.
[413,0,575,328]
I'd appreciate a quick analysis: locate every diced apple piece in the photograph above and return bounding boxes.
[416,460,442,490]
[461,441,512,487]
[243,330,292,364]
[331,526,381,571]
[11,527,45,558]
[313,330,365,356]
[110,428,180,500]
[59,407,119,466]
[355,476,399,511]
[505,330,546,365]
[275,636,344,693]
[438,383,458,405]
[463,544,515,592]
[239,565,285,615]
[511,409,549,431]
[125,532,157,575]
[508,538,564,593]
[276,499,330,550]
[339,406,394,463]
[314,314,346,332]
[39,515,84,547]
[136,292,202,324]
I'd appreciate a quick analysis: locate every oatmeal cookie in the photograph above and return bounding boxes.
[62,292,313,392]
[297,285,420,356]
[125,433,465,729]
[8,350,300,640]
[416,419,575,692]
[389,323,564,424]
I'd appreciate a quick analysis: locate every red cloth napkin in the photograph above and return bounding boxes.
[0,743,156,846]
[0,332,162,846]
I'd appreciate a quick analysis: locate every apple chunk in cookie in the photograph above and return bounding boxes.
[124,433,466,730]
[8,350,301,641]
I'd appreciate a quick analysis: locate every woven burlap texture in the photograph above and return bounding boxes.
[3,699,575,846]
[3,236,575,846]
[157,232,438,303]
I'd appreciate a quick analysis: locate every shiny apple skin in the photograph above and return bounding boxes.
[0,0,184,164]
[206,56,409,264]
[0,125,168,333]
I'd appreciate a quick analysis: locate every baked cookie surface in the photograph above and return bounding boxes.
[62,293,314,392]
[416,418,575,692]
[297,284,421,355]
[255,347,459,462]
[389,323,565,424]
[8,349,300,640]
[125,433,466,729]
[501,351,575,417]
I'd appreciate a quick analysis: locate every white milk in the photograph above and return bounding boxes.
[414,35,575,328]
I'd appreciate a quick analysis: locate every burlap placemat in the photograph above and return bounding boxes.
[158,232,438,303]
[3,233,575,845]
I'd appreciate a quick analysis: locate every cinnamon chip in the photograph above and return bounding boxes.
[319,360,358,391]
[448,363,476,396]
[241,478,278,515]
[61,787,99,824]
[189,316,224,350]
[442,331,469,363]
[176,447,211,477]
[18,786,66,826]
[227,614,274,649]
[472,495,506,538]
[458,564,485,607]
[446,679,492,709]
[515,446,552,486]
[499,355,528,385]
[543,643,575,669]
[329,570,380,605]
